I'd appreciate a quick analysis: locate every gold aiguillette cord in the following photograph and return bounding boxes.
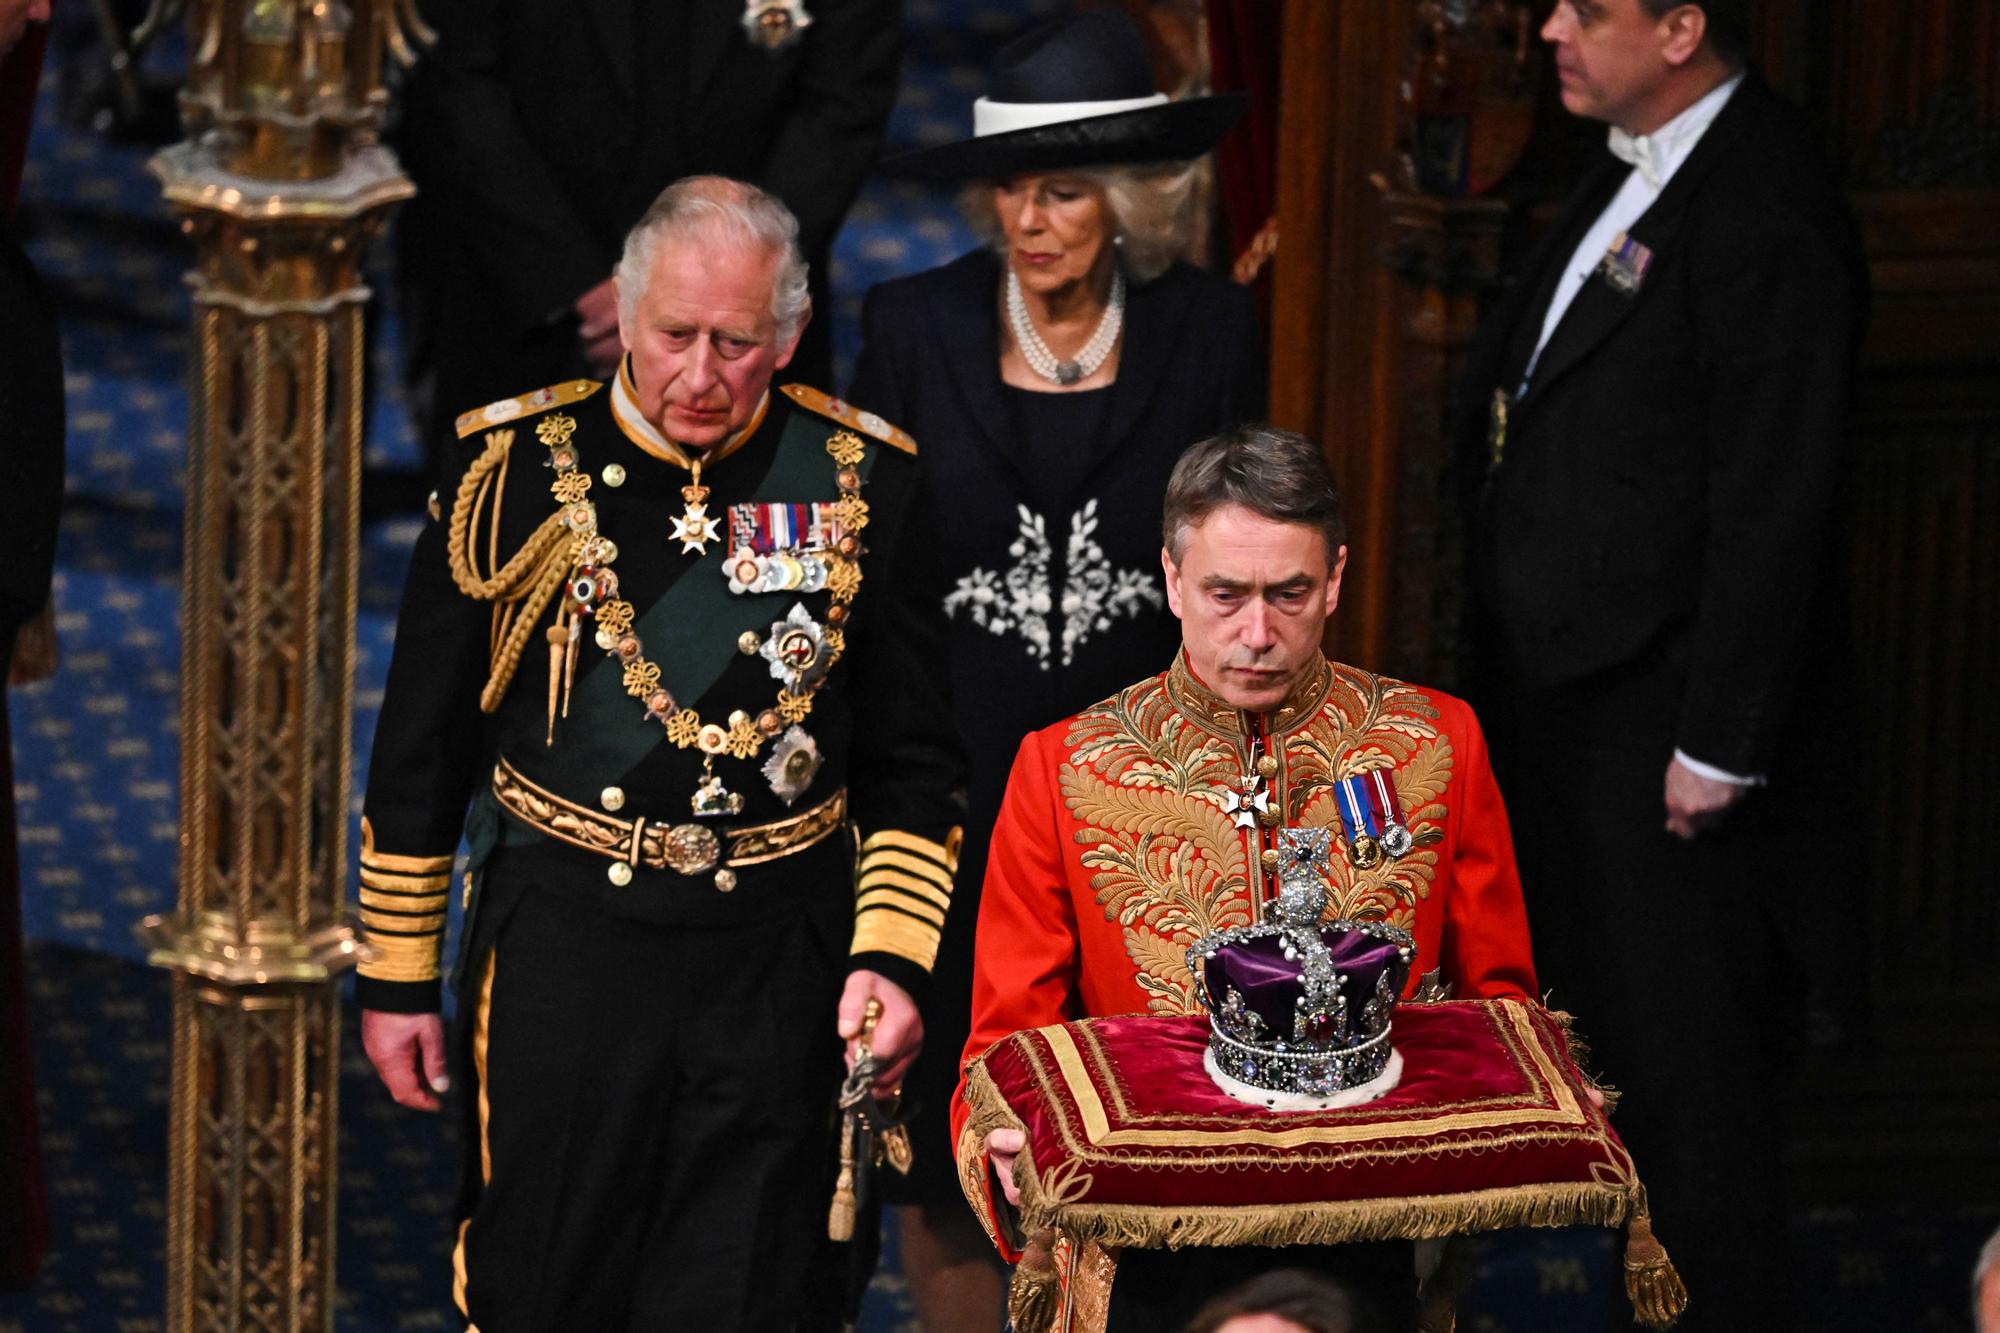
[545,621,566,746]
[562,608,580,719]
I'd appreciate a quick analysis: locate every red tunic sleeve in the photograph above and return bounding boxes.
[1437,700,1539,1000]
[949,725,1082,1260]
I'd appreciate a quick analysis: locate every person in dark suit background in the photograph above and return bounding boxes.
[396,0,899,459]
[1457,1,1867,1326]
[846,12,1261,1328]
[0,0,63,1291]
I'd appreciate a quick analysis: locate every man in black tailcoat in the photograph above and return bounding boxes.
[397,0,899,453]
[1457,2,1867,1326]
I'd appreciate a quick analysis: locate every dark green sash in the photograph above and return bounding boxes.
[554,407,879,783]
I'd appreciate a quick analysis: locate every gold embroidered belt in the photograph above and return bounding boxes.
[491,758,846,877]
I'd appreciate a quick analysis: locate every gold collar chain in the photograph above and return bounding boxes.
[531,410,872,761]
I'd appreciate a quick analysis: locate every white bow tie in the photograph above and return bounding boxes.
[1608,127,1663,188]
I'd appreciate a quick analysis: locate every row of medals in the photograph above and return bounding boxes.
[533,412,870,882]
[1223,751,1415,901]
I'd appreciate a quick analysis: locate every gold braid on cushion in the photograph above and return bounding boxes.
[445,428,581,712]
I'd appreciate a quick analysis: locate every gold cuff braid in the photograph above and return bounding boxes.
[852,826,959,970]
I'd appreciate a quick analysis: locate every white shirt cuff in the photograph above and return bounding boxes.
[1673,749,1765,787]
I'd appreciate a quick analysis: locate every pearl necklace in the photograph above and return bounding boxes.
[1005,264,1126,386]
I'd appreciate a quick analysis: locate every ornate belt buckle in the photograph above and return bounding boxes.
[662,823,722,875]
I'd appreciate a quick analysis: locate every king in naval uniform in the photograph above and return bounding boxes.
[951,426,1538,1331]
[354,177,962,1331]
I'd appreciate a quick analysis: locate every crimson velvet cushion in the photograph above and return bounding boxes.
[960,998,1686,1329]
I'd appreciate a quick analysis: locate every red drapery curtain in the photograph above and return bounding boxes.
[1205,0,1282,305]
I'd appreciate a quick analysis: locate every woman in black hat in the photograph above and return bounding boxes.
[847,11,1264,1326]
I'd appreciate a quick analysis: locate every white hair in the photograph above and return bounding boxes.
[958,162,1200,284]
[615,176,812,343]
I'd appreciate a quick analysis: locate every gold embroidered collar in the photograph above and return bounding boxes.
[1165,650,1333,741]
[610,356,769,470]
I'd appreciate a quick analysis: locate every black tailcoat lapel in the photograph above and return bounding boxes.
[1520,76,1765,406]
[1452,153,1624,432]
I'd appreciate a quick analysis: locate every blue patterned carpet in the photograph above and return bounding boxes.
[2,2,1993,1330]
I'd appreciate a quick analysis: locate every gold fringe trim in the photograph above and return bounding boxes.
[967,1036,1684,1329]
[1015,1180,1638,1253]
[955,1119,1004,1252]
[958,1062,1030,1253]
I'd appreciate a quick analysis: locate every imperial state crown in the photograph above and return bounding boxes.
[1186,827,1415,1109]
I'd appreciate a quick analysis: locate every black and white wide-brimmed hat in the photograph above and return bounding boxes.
[881,8,1247,183]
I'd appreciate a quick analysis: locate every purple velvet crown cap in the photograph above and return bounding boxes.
[1187,917,1417,1102]
[1204,926,1413,1040]
[1200,920,1408,1032]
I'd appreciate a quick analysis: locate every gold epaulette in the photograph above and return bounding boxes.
[455,378,603,440]
[781,383,917,455]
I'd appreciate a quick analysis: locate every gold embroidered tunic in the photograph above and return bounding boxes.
[950,651,1538,1262]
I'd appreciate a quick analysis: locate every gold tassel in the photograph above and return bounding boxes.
[1623,1209,1688,1329]
[544,622,567,745]
[827,1123,857,1242]
[827,997,883,1243]
[1007,1227,1060,1333]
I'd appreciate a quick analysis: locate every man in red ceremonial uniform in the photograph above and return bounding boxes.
[951,425,1538,1331]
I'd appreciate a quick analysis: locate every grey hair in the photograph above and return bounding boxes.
[615,176,812,343]
[1977,1226,2000,1322]
[958,162,1199,284]
[1162,425,1346,564]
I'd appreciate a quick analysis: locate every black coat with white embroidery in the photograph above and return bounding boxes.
[845,248,1263,1198]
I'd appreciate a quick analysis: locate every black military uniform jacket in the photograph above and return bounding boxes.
[356,367,962,1012]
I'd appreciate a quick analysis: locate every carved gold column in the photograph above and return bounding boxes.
[133,0,430,1327]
